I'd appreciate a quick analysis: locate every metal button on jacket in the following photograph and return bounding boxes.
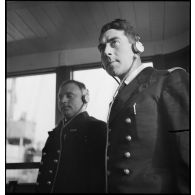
[49,170,53,174]
[125,118,131,123]
[43,152,47,156]
[53,159,58,163]
[57,150,60,154]
[126,135,132,141]
[124,152,131,158]
[123,169,130,175]
[47,181,52,185]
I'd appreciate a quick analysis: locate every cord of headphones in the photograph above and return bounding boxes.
[50,101,86,193]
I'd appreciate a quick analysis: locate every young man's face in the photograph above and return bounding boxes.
[58,83,83,119]
[98,29,134,80]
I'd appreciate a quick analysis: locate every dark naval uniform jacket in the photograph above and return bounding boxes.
[36,111,106,193]
[106,67,189,193]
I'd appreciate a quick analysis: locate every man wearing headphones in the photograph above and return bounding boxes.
[98,19,189,193]
[36,80,106,193]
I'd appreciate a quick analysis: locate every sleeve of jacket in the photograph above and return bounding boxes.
[161,69,189,131]
[88,120,107,193]
[160,68,189,193]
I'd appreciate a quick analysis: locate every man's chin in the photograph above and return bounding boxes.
[62,111,72,118]
[108,70,120,78]
[107,68,117,77]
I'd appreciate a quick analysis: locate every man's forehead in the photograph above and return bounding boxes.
[99,29,125,43]
[59,83,80,93]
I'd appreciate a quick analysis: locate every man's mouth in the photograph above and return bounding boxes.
[61,106,71,111]
[106,60,115,67]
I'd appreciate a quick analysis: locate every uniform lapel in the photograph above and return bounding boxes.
[109,67,154,125]
[109,78,139,124]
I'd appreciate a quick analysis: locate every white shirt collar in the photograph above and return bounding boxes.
[124,63,153,85]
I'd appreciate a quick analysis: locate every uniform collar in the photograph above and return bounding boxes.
[65,111,89,124]
[50,111,89,135]
[124,63,153,85]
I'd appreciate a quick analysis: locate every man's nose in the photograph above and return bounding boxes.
[61,96,68,104]
[104,44,112,56]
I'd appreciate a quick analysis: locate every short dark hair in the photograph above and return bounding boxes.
[99,19,140,43]
[59,80,87,93]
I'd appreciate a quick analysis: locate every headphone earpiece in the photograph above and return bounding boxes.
[81,89,89,103]
[132,41,144,54]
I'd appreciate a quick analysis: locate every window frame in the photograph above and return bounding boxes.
[6,66,69,183]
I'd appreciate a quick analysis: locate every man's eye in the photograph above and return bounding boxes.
[111,40,120,48]
[67,94,73,98]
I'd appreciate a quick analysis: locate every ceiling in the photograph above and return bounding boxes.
[7,1,190,58]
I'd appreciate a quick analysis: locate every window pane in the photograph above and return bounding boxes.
[6,169,39,184]
[6,73,56,163]
[73,68,118,121]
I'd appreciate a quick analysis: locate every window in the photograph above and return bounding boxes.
[73,62,153,122]
[73,68,118,122]
[6,73,56,183]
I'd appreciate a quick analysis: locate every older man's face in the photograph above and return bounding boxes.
[58,83,83,119]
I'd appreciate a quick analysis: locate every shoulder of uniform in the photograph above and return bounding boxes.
[162,66,189,91]
[167,67,186,73]
[48,122,62,136]
[87,117,106,127]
